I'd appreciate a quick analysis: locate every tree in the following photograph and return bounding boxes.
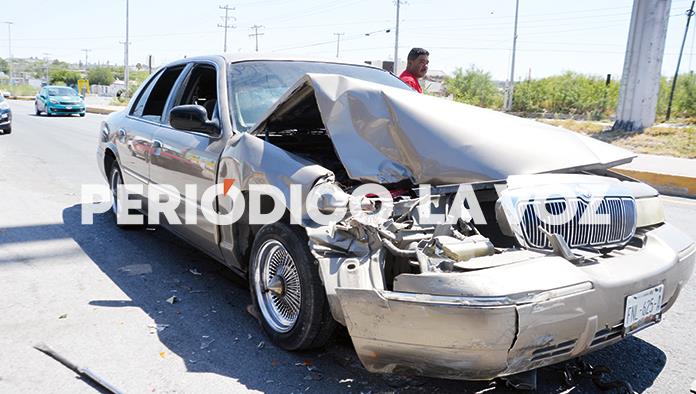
[49,69,82,85]
[0,58,8,74]
[87,67,115,86]
[444,66,503,108]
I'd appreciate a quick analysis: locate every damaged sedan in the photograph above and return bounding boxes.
[96,55,695,381]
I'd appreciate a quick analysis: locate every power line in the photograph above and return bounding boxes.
[249,25,265,52]
[218,4,236,52]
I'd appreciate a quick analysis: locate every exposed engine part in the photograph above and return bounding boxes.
[538,226,585,265]
[434,235,495,262]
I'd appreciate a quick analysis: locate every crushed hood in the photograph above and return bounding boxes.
[252,73,635,184]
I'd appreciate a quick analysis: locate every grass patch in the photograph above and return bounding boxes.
[536,119,696,158]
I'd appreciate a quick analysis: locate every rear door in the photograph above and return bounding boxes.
[116,65,186,187]
[149,62,225,258]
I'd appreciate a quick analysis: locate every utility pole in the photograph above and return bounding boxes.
[2,21,13,86]
[334,33,344,58]
[82,49,91,70]
[504,0,520,112]
[667,0,695,121]
[123,0,130,98]
[42,52,51,83]
[393,0,401,74]
[218,5,236,52]
[249,25,265,52]
[148,54,152,74]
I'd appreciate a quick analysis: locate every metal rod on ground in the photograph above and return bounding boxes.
[33,343,124,394]
[505,0,520,112]
[667,0,695,121]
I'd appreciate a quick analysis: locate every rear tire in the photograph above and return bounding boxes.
[108,162,143,228]
[249,222,336,351]
[79,113,85,117]
[4,128,10,134]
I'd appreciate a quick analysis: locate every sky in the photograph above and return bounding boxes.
[3,0,696,81]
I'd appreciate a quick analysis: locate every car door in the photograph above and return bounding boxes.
[115,65,186,189]
[149,62,226,259]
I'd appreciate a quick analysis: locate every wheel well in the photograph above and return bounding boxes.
[104,149,116,174]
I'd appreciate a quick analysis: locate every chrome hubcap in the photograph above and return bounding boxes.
[110,168,121,216]
[254,240,301,333]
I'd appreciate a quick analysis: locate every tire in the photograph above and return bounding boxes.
[4,128,10,134]
[108,162,142,228]
[249,222,336,350]
[79,113,85,117]
[35,103,41,116]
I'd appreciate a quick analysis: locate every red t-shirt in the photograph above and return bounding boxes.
[399,70,422,93]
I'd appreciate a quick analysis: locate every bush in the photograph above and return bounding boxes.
[0,83,38,96]
[512,72,619,117]
[49,69,82,85]
[444,66,503,109]
[87,67,115,86]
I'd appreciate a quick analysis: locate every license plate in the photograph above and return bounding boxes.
[623,284,664,335]
[66,106,73,109]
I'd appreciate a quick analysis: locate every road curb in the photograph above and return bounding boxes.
[87,106,121,115]
[614,168,696,198]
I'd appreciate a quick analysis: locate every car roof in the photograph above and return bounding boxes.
[164,53,385,70]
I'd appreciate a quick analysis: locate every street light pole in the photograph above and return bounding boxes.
[249,25,264,52]
[218,5,236,52]
[123,0,130,98]
[82,49,91,70]
[3,21,13,86]
[666,0,696,121]
[393,0,401,74]
[334,33,344,58]
[505,0,519,112]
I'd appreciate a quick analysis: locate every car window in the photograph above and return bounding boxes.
[173,64,218,121]
[137,65,185,123]
[46,87,77,96]
[130,70,163,117]
[228,61,411,132]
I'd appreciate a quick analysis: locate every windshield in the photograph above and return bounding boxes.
[228,60,409,131]
[46,87,78,96]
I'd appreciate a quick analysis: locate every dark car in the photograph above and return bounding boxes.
[0,95,11,134]
[35,85,86,117]
[96,54,694,381]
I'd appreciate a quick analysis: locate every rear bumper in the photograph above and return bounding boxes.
[336,223,695,380]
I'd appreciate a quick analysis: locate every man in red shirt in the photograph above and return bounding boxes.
[399,47,429,93]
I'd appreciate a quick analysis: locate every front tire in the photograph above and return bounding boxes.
[35,103,41,116]
[249,222,336,350]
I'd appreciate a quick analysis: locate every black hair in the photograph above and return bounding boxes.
[407,48,429,61]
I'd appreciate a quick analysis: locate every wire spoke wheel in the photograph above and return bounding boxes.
[254,239,302,333]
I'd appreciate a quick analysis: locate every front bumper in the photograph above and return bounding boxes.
[336,223,695,380]
[47,103,85,115]
[0,110,11,129]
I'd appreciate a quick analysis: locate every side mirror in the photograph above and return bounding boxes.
[169,104,219,134]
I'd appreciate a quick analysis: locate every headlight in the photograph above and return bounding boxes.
[635,196,665,227]
[49,98,59,104]
[0,101,8,109]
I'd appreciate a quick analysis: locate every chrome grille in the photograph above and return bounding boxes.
[517,197,636,249]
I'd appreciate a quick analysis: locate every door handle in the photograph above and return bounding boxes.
[151,139,163,157]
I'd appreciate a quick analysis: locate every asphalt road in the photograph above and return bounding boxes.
[0,99,695,393]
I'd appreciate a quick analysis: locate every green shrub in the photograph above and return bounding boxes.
[444,66,503,109]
